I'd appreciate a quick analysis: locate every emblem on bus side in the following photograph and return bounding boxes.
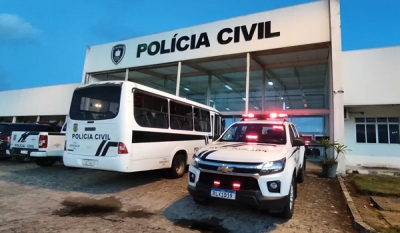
[218,166,233,173]
[73,123,78,132]
[111,44,126,65]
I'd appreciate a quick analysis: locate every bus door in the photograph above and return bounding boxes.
[213,113,222,141]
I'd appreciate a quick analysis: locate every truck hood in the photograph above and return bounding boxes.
[196,141,288,163]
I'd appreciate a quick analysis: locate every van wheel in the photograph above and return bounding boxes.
[297,157,305,184]
[169,154,186,178]
[279,177,295,219]
[35,158,58,167]
[16,156,31,163]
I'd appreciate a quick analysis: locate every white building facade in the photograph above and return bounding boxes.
[0,0,399,171]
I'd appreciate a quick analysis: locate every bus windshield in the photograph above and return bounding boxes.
[69,84,121,121]
[220,123,286,144]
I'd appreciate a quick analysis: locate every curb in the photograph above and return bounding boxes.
[337,175,376,233]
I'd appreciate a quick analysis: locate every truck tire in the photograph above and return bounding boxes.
[35,158,58,167]
[193,196,208,205]
[169,153,186,178]
[279,177,295,219]
[296,157,306,184]
[16,156,31,163]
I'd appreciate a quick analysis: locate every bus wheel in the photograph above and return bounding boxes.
[169,154,186,178]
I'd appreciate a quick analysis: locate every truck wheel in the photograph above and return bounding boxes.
[169,153,186,178]
[16,156,31,163]
[35,158,58,167]
[296,157,305,183]
[193,196,208,205]
[279,177,295,219]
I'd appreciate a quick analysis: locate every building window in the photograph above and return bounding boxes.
[355,117,400,144]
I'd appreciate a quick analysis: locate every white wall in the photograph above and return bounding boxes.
[0,83,81,117]
[84,1,330,73]
[343,46,400,105]
[344,105,400,169]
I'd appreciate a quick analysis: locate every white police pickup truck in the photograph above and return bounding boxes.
[8,123,67,166]
[187,113,306,219]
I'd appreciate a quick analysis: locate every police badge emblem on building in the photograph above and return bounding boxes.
[111,44,126,65]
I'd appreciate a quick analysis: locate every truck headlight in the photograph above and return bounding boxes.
[259,157,286,175]
[191,154,200,168]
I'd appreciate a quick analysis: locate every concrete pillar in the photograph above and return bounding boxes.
[245,53,250,114]
[329,0,346,175]
[36,116,40,123]
[176,61,182,96]
[262,69,266,112]
[12,116,16,123]
[125,68,129,81]
[163,77,167,92]
[207,74,212,106]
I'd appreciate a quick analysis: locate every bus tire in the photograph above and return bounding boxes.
[35,158,58,167]
[169,153,186,178]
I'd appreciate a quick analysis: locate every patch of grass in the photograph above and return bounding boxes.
[377,212,385,220]
[351,174,400,197]
[372,225,400,233]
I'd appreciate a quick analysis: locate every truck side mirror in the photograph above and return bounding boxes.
[293,137,305,147]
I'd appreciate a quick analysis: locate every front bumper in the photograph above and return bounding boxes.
[188,183,288,212]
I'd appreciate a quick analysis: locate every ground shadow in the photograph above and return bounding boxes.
[0,160,168,194]
[53,196,155,220]
[162,195,287,233]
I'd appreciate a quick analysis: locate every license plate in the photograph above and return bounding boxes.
[20,150,28,155]
[210,188,236,200]
[82,159,96,166]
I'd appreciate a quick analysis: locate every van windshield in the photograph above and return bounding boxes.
[69,84,121,121]
[219,123,286,145]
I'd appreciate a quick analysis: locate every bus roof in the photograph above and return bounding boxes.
[76,80,221,114]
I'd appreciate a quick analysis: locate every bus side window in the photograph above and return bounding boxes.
[133,91,168,129]
[194,107,210,132]
[170,101,193,131]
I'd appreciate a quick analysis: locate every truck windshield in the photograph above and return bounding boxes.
[220,123,286,144]
[69,84,121,121]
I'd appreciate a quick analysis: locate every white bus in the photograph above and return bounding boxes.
[63,80,223,178]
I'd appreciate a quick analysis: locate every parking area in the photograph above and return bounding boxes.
[0,160,355,233]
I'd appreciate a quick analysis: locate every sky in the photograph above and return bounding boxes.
[0,0,399,91]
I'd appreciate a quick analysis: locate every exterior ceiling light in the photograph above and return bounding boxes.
[226,108,230,110]
[242,98,246,101]
[225,85,232,90]
[184,87,190,91]
[268,82,273,85]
